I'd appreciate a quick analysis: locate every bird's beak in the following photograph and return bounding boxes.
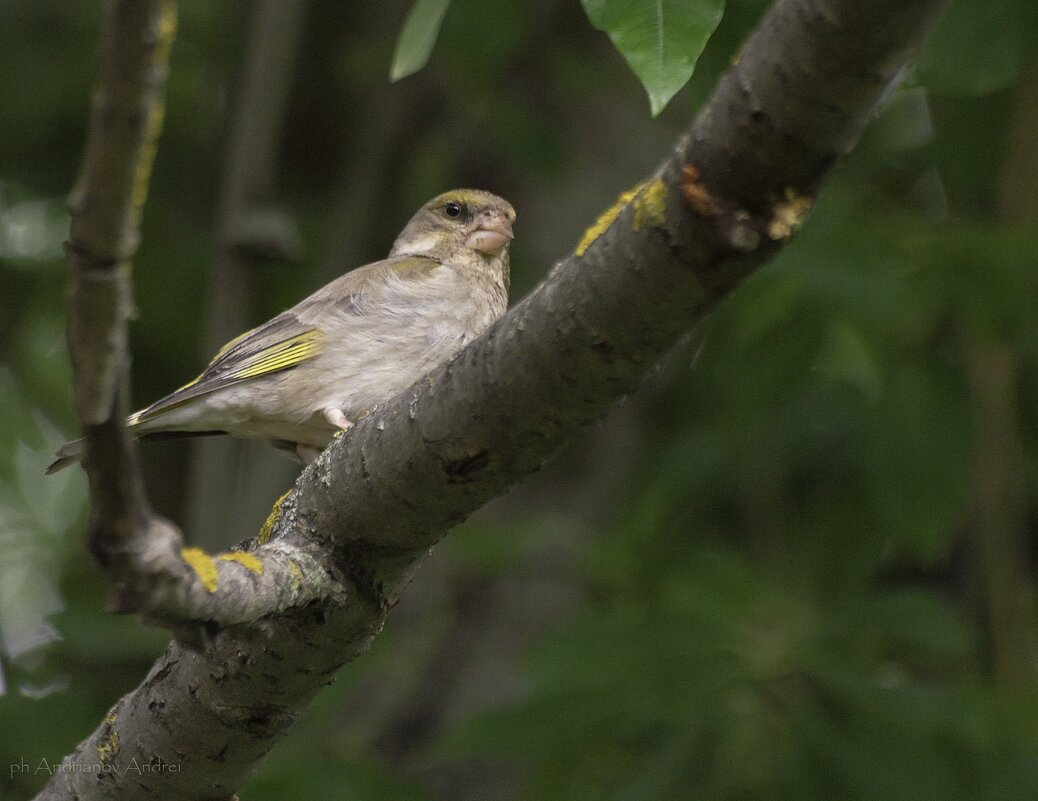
[465,215,514,256]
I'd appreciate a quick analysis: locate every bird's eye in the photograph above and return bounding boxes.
[443,202,463,219]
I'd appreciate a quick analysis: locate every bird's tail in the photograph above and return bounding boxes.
[46,427,229,474]
[46,439,85,475]
[47,406,162,474]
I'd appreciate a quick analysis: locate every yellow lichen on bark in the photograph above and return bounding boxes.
[632,178,667,231]
[97,712,121,763]
[217,551,265,575]
[576,183,644,256]
[287,560,303,593]
[576,179,668,256]
[181,546,218,592]
[129,0,178,231]
[767,188,813,240]
[258,490,292,545]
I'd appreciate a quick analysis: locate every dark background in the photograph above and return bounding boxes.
[3,1,1038,799]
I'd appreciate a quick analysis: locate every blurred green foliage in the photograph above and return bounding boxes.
[3,1,1038,800]
[390,0,453,83]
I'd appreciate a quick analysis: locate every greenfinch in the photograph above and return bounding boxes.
[48,189,515,473]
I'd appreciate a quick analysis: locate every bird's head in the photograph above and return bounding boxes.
[391,189,516,262]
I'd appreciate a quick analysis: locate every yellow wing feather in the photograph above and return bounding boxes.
[131,327,323,425]
[232,333,322,379]
[127,255,440,428]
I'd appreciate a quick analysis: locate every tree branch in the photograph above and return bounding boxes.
[60,0,328,632]
[66,0,175,554]
[285,0,947,556]
[40,0,947,798]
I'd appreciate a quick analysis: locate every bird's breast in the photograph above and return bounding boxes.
[277,267,505,423]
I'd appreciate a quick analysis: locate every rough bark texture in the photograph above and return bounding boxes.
[40,0,947,798]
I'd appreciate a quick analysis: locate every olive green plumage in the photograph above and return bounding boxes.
[48,189,515,473]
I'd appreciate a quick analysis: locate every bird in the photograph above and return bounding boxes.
[48,189,515,474]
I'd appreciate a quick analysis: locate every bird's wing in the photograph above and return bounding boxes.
[129,256,442,426]
[129,312,324,425]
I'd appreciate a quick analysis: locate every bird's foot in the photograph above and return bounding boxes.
[323,408,355,433]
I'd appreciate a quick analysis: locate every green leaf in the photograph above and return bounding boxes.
[581,0,725,116]
[389,0,453,83]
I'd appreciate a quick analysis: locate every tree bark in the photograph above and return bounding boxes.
[40,0,948,798]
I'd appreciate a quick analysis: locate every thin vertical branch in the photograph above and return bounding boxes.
[66,0,176,553]
[967,63,1038,688]
[967,344,1036,686]
[185,0,309,542]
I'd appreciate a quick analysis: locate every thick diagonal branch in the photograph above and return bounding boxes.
[285,0,948,558]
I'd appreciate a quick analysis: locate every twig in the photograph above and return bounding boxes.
[184,0,308,543]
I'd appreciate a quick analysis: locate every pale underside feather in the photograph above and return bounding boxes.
[127,254,492,447]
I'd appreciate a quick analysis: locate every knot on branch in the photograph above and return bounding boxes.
[680,163,814,253]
